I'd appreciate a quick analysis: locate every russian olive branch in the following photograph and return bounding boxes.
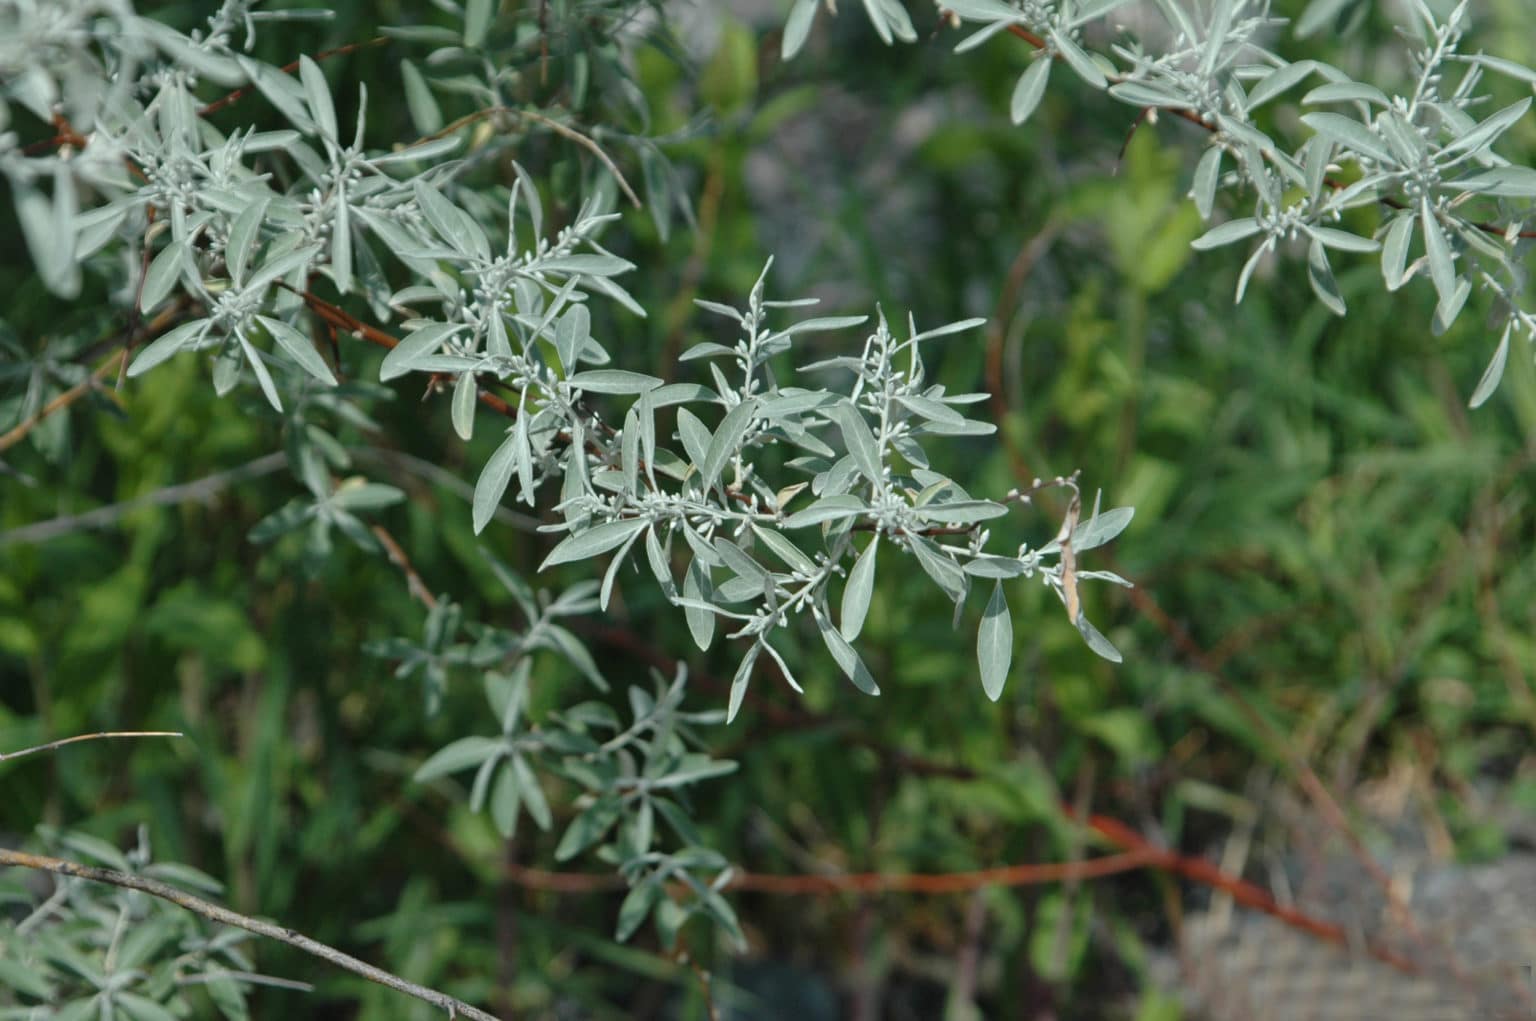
[0,847,502,1021]
[0,729,503,1021]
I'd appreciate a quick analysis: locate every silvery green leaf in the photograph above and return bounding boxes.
[894,393,965,426]
[1191,218,1262,250]
[539,254,634,277]
[1191,147,1221,219]
[1247,60,1316,108]
[782,0,819,59]
[1453,167,1536,198]
[963,555,1025,579]
[680,342,737,361]
[683,557,715,651]
[1376,110,1425,165]
[331,186,353,295]
[225,197,270,287]
[702,399,757,490]
[816,610,879,696]
[244,241,323,295]
[650,383,717,407]
[413,736,505,782]
[1379,213,1416,291]
[1440,98,1531,159]
[1049,28,1106,88]
[237,333,283,411]
[943,0,1019,17]
[645,526,676,597]
[782,494,867,528]
[140,239,188,312]
[830,402,881,484]
[1300,112,1393,165]
[676,407,712,470]
[257,315,337,386]
[380,322,462,381]
[541,519,649,569]
[1469,322,1513,409]
[414,179,484,260]
[128,318,209,377]
[1302,81,1389,106]
[913,500,1008,524]
[616,881,662,943]
[1307,226,1379,253]
[978,582,1012,701]
[727,642,761,724]
[714,538,768,583]
[1076,613,1122,662]
[451,371,476,440]
[298,55,337,140]
[599,525,642,611]
[568,369,662,395]
[473,428,523,533]
[1108,80,1191,109]
[1010,58,1051,125]
[1466,53,1536,87]
[1073,506,1134,551]
[622,407,640,496]
[841,535,878,640]
[1306,238,1346,315]
[399,59,442,134]
[513,162,542,239]
[1419,201,1457,306]
[556,304,590,374]
[909,535,968,603]
[750,524,815,575]
[1432,276,1471,335]
[1070,0,1134,25]
[331,482,405,511]
[464,0,492,46]
[902,317,988,348]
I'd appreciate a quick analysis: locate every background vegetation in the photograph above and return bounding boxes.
[3,1,1535,1018]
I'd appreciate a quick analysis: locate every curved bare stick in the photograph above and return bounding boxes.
[0,846,502,1021]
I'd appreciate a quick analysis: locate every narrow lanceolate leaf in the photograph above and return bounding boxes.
[782,494,867,529]
[1191,217,1263,250]
[380,322,462,381]
[1300,112,1393,165]
[1440,98,1531,159]
[540,518,649,569]
[474,428,525,533]
[567,369,661,394]
[841,535,878,640]
[782,0,819,59]
[829,402,882,484]
[257,315,337,386]
[701,399,757,491]
[1191,146,1221,219]
[1469,323,1513,409]
[1307,238,1346,316]
[675,407,712,470]
[978,581,1013,701]
[127,318,209,377]
[451,371,476,440]
[1419,200,1456,306]
[816,610,880,695]
[1076,613,1122,663]
[413,736,504,782]
[1380,213,1415,291]
[140,239,187,312]
[1010,57,1050,124]
[298,55,337,140]
[727,642,761,724]
[1073,506,1134,551]
[683,557,715,651]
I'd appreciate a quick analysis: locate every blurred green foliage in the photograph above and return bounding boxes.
[4,1,1536,1018]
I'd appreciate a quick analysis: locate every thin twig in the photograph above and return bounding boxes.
[0,351,126,454]
[0,846,503,1021]
[515,108,642,208]
[0,731,184,764]
[0,453,288,547]
[370,523,438,610]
